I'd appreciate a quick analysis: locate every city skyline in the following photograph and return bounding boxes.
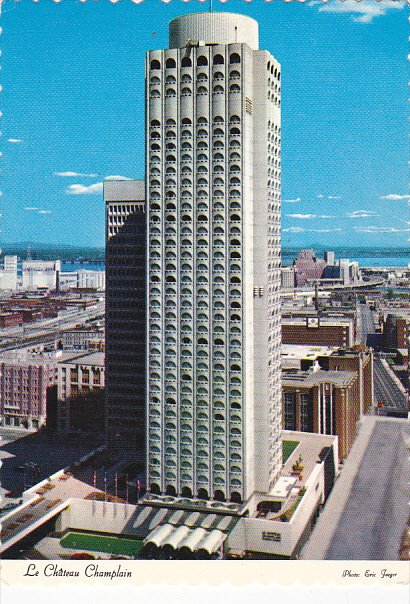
[2,0,408,248]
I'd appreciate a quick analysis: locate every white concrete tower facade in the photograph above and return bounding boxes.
[146,12,281,505]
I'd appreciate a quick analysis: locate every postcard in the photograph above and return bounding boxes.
[0,0,409,602]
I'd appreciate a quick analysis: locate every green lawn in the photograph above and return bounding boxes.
[60,532,144,557]
[282,440,299,464]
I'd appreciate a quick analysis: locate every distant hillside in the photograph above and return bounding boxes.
[0,242,105,262]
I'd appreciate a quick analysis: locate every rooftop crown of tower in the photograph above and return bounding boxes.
[169,12,259,50]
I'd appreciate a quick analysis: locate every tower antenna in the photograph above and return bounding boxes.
[210,0,213,14]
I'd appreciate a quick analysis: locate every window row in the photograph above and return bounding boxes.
[149,115,240,127]
[150,53,241,71]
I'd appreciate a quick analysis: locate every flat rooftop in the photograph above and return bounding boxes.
[282,344,337,361]
[282,317,353,326]
[281,430,337,490]
[57,351,104,366]
[282,369,357,388]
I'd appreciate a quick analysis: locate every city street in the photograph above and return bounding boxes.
[374,357,407,410]
[0,429,102,498]
[358,303,408,413]
[302,416,410,560]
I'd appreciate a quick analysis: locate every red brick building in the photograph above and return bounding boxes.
[282,369,360,459]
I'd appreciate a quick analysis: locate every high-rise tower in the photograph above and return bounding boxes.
[105,180,147,449]
[146,12,282,505]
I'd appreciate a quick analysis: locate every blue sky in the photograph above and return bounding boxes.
[1,0,408,248]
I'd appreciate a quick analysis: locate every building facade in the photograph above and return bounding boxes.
[321,346,374,416]
[0,352,57,429]
[282,316,354,348]
[383,313,409,350]
[145,12,282,504]
[22,260,61,291]
[281,266,295,289]
[104,180,147,448]
[57,352,105,433]
[0,255,18,290]
[61,327,105,351]
[282,369,359,459]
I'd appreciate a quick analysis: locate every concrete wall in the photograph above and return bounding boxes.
[226,462,325,557]
[57,499,137,535]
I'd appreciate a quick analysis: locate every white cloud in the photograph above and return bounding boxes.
[65,175,132,195]
[380,194,410,201]
[65,182,104,195]
[314,0,405,24]
[54,171,99,178]
[317,194,324,199]
[286,214,335,219]
[327,196,341,200]
[353,226,410,233]
[283,227,342,233]
[283,227,306,233]
[346,210,379,219]
[310,228,342,233]
[24,206,52,215]
[282,197,301,204]
[8,138,23,143]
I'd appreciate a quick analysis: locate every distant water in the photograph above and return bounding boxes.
[281,252,408,268]
[64,258,408,271]
[61,262,105,272]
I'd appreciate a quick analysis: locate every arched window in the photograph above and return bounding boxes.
[166,118,176,126]
[150,59,160,70]
[165,58,176,68]
[197,55,208,66]
[181,56,192,68]
[151,119,160,127]
[230,53,240,64]
[213,54,224,65]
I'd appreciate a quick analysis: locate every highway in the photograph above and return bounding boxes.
[357,304,408,413]
[0,301,105,352]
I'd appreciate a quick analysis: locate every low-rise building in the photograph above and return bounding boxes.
[22,260,61,291]
[281,266,295,289]
[56,352,105,433]
[382,313,410,350]
[61,327,105,351]
[0,312,23,328]
[282,316,355,348]
[319,346,374,416]
[282,368,360,458]
[0,351,57,429]
[0,256,18,291]
[282,344,337,371]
